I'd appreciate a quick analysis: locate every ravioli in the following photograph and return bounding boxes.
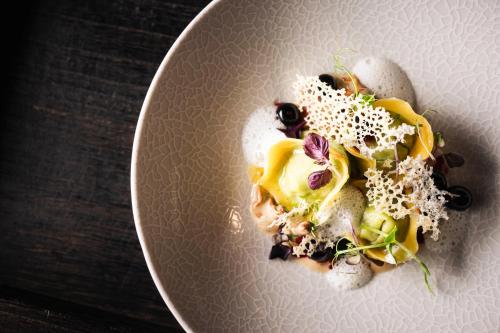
[243,67,470,292]
[346,98,434,172]
[259,138,349,211]
[358,207,419,263]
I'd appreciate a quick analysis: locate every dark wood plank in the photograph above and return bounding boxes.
[0,286,183,333]
[0,0,210,330]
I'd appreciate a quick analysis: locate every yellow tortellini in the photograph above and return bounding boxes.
[259,138,349,211]
[357,207,419,263]
[346,98,434,173]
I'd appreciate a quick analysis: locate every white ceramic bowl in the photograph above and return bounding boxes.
[131,1,500,331]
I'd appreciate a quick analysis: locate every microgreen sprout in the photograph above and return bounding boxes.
[333,48,359,96]
[335,237,352,253]
[415,121,435,160]
[435,131,445,148]
[421,108,438,117]
[334,224,434,293]
[360,94,376,106]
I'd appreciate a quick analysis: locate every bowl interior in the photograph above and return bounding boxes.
[132,0,500,331]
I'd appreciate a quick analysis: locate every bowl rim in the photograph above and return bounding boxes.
[130,1,222,332]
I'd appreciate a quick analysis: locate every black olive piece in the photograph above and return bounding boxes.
[310,247,335,263]
[311,238,352,263]
[310,242,335,262]
[269,244,292,260]
[445,186,472,211]
[276,103,301,126]
[431,171,447,190]
[444,152,465,168]
[318,74,337,89]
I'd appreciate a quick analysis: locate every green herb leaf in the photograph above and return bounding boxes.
[435,131,445,148]
[360,94,376,106]
[420,261,434,294]
[384,226,397,244]
[416,258,433,293]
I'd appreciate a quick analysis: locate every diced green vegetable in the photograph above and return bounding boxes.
[358,207,396,244]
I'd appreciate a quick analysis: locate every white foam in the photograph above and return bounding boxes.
[327,256,373,290]
[353,57,416,107]
[316,185,366,236]
[241,107,286,167]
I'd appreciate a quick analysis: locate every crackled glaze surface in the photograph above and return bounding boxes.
[131,0,500,331]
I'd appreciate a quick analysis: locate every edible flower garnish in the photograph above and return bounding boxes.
[303,133,334,190]
[303,133,330,164]
[308,169,333,190]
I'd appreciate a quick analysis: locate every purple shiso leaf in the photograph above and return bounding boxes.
[303,133,330,164]
[308,169,333,190]
[434,152,465,174]
[444,152,465,168]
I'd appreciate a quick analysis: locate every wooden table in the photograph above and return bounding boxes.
[0,1,210,331]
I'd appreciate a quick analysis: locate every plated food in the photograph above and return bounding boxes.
[242,56,472,291]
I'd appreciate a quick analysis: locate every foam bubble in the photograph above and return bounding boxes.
[241,107,286,167]
[353,57,416,107]
[327,256,373,290]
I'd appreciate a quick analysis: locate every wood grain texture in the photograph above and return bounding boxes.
[0,287,183,333]
[0,0,211,331]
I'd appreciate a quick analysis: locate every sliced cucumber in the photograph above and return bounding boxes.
[358,207,396,244]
